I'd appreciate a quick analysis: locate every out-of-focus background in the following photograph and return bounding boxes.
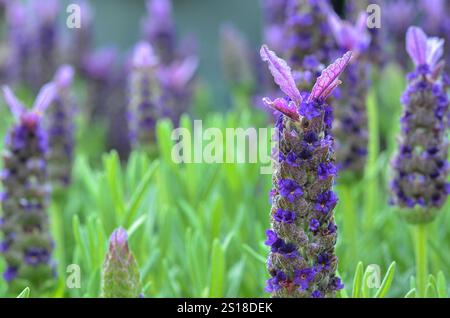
[58,0,264,105]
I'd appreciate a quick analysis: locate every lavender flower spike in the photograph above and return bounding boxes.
[390,27,449,224]
[128,42,161,151]
[45,65,76,187]
[102,227,143,298]
[1,84,57,292]
[328,12,370,176]
[261,45,351,297]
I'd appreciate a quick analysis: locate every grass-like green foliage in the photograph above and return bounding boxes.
[0,64,448,298]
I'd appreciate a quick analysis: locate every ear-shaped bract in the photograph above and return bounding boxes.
[33,83,57,115]
[262,97,300,121]
[308,51,352,102]
[168,56,199,88]
[54,65,75,89]
[426,37,444,70]
[328,12,369,53]
[406,26,428,66]
[2,86,26,120]
[260,44,302,105]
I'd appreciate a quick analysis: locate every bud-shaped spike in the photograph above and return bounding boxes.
[102,228,143,298]
[260,44,302,104]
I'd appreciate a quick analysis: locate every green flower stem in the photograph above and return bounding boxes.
[342,185,358,268]
[363,91,379,231]
[414,224,428,298]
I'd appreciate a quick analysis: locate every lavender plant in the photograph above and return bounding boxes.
[261,45,351,297]
[0,84,57,293]
[390,27,449,223]
[45,65,76,187]
[102,227,143,298]
[328,13,370,176]
[128,42,161,151]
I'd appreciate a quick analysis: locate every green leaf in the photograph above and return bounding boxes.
[374,262,396,298]
[209,239,226,297]
[352,262,364,298]
[17,287,30,298]
[361,267,371,298]
[123,160,159,227]
[104,151,126,220]
[242,244,266,264]
[436,271,448,298]
[425,281,437,298]
[405,288,416,298]
[72,215,92,270]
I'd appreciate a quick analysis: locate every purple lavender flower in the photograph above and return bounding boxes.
[1,83,57,292]
[390,27,449,224]
[328,12,370,176]
[261,45,351,297]
[128,42,161,151]
[142,0,176,65]
[102,227,143,298]
[283,0,336,91]
[45,65,76,187]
